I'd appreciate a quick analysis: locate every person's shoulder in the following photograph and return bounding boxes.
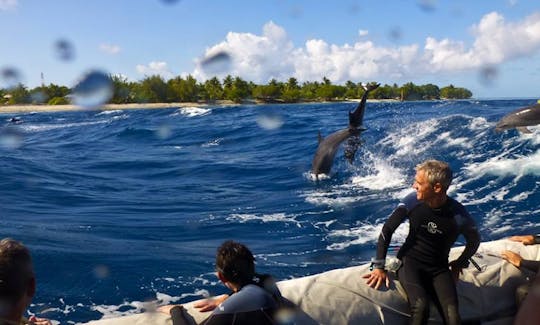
[399,192,420,211]
[216,284,275,314]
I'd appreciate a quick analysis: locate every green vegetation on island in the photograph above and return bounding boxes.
[1,75,473,106]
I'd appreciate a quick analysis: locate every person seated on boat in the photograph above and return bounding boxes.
[501,234,540,308]
[363,160,481,325]
[0,238,52,325]
[158,240,284,325]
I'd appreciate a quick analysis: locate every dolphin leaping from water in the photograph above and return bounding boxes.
[495,100,540,134]
[311,82,379,179]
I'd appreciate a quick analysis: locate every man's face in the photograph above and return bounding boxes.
[412,169,435,201]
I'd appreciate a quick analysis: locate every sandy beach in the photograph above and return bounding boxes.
[0,102,211,114]
[0,99,398,115]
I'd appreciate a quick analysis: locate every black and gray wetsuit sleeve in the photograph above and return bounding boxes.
[534,234,540,245]
[452,203,481,268]
[374,201,409,268]
[521,260,540,273]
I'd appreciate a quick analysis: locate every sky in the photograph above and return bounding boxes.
[1,0,540,98]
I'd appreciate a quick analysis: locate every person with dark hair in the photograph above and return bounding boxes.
[363,160,481,325]
[159,240,283,325]
[0,238,51,325]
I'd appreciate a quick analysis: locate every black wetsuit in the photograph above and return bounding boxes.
[375,192,480,325]
[171,274,282,325]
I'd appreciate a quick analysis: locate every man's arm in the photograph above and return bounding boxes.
[508,234,540,245]
[450,208,481,276]
[363,205,408,289]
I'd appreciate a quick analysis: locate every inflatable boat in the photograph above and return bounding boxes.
[84,239,539,324]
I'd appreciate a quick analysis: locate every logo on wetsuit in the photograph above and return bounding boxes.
[423,221,442,234]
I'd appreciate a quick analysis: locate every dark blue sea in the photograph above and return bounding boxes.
[1,99,539,324]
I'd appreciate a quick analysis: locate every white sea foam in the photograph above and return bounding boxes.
[202,138,222,147]
[96,110,123,115]
[21,120,110,132]
[227,212,302,227]
[464,149,540,179]
[173,107,211,117]
[326,222,409,251]
[351,159,406,190]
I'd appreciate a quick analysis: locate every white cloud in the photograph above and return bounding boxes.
[136,61,174,79]
[189,12,540,85]
[0,0,17,11]
[100,43,121,55]
[358,29,369,37]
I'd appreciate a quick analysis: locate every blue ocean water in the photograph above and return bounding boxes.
[1,99,539,324]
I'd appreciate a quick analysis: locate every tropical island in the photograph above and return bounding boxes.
[1,74,472,110]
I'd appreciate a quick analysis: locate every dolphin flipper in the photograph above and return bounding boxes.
[517,126,532,134]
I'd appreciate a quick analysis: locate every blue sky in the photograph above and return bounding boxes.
[1,0,540,98]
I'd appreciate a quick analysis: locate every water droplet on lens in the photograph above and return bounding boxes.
[417,0,437,12]
[31,91,47,104]
[200,51,232,74]
[71,70,113,109]
[388,27,403,42]
[479,66,498,86]
[1,67,22,89]
[159,0,181,4]
[0,126,24,150]
[156,124,172,139]
[93,264,110,279]
[256,112,284,130]
[54,39,75,61]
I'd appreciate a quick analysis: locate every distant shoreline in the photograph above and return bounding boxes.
[0,99,400,115]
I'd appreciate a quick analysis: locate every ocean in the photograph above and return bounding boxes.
[1,99,539,324]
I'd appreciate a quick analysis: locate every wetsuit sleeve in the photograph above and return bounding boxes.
[170,306,194,325]
[374,204,408,269]
[452,206,481,268]
[521,260,540,273]
[534,235,540,245]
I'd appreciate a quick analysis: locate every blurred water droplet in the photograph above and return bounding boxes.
[93,264,110,279]
[54,39,75,61]
[156,124,172,139]
[1,67,22,89]
[388,27,403,42]
[31,91,47,104]
[159,0,181,4]
[200,51,232,74]
[256,112,284,130]
[479,66,498,86]
[71,70,113,109]
[417,0,437,12]
[0,126,24,150]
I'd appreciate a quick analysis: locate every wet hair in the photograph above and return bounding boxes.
[0,238,34,315]
[416,160,453,191]
[215,240,255,286]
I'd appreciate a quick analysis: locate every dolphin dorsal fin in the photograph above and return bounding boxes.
[318,131,323,143]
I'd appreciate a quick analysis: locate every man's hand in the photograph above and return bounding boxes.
[508,235,536,245]
[501,250,523,268]
[193,294,229,312]
[157,304,182,315]
[362,268,390,290]
[449,263,463,283]
[28,315,52,325]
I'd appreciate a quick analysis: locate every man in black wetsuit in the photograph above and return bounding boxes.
[363,160,481,325]
[159,240,283,325]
